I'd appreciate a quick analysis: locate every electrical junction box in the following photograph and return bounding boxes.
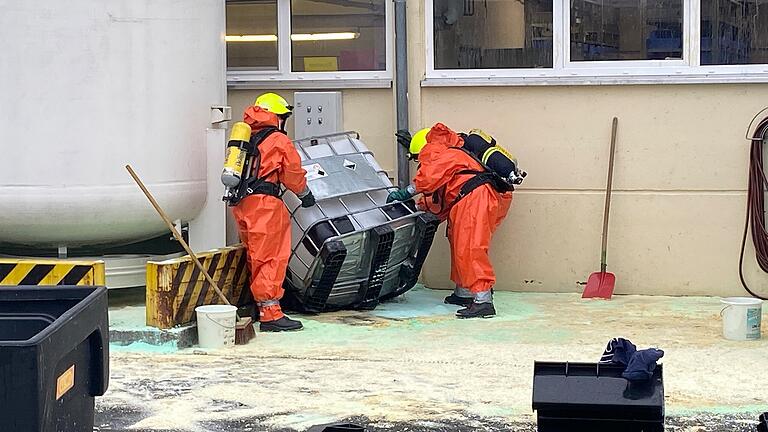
[294,91,343,139]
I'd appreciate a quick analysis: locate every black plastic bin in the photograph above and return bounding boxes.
[0,286,109,432]
[532,362,664,432]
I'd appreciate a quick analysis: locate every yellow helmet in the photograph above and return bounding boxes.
[254,92,292,116]
[409,127,431,156]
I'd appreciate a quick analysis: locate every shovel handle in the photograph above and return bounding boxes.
[125,164,231,306]
[600,117,618,272]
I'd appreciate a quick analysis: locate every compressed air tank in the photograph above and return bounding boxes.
[0,0,226,248]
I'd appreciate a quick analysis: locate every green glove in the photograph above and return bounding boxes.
[387,185,415,203]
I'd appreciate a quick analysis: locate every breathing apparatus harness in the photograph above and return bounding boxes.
[221,121,288,206]
[449,152,514,207]
[425,130,527,214]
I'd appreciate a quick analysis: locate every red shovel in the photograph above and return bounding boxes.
[583,117,618,299]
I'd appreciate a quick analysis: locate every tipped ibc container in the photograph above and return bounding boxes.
[282,132,440,311]
[0,286,109,432]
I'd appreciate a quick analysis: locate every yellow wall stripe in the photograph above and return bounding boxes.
[0,259,105,286]
[47,264,76,285]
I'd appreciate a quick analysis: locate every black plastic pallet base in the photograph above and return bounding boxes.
[381,212,440,302]
[284,211,440,312]
[303,240,347,312]
[357,225,395,309]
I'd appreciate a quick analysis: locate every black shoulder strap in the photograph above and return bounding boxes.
[450,146,487,170]
[246,126,282,153]
[449,146,514,197]
[227,127,286,206]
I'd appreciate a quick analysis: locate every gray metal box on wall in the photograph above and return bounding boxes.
[293,92,343,139]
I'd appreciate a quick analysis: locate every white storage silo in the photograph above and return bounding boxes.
[0,0,226,249]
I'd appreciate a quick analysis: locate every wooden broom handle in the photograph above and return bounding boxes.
[126,165,230,306]
[600,117,618,273]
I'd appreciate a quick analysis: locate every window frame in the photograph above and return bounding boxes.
[226,0,393,89]
[424,0,768,86]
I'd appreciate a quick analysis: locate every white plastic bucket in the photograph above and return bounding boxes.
[195,305,237,349]
[720,297,762,341]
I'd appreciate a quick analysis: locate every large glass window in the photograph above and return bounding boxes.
[433,0,554,69]
[701,0,768,65]
[290,0,387,72]
[427,0,768,83]
[225,0,391,84]
[570,0,684,62]
[226,0,279,70]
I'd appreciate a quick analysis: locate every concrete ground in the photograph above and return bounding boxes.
[96,287,767,431]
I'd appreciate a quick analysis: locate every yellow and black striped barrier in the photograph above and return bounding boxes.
[146,245,251,329]
[0,259,105,286]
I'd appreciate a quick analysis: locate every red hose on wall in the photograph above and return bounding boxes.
[739,114,768,300]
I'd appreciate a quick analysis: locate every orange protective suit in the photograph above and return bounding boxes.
[231,106,307,322]
[413,123,513,295]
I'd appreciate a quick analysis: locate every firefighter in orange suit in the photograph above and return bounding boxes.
[231,93,316,332]
[389,123,513,318]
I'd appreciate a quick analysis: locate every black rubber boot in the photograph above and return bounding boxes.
[260,316,304,332]
[456,302,496,319]
[444,293,474,307]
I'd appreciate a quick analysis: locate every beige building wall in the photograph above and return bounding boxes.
[417,85,768,297]
[400,0,768,297]
[225,0,768,298]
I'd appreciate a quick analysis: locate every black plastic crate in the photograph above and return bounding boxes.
[533,362,664,432]
[0,286,109,432]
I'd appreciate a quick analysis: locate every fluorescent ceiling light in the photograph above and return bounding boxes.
[290,32,359,41]
[225,32,360,42]
[225,34,278,42]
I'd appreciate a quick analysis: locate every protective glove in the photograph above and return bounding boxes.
[395,130,412,150]
[386,185,415,203]
[299,190,316,208]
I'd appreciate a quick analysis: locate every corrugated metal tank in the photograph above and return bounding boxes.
[0,0,226,247]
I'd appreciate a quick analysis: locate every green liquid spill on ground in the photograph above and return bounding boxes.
[110,341,178,354]
[252,286,545,350]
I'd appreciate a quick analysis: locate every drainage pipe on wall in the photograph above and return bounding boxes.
[394,0,410,188]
